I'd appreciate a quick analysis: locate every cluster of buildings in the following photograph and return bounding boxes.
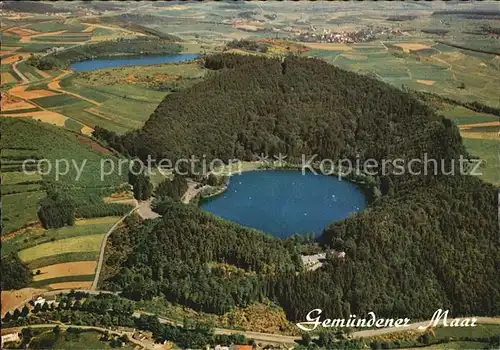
[44,46,66,55]
[295,27,387,44]
[301,250,346,271]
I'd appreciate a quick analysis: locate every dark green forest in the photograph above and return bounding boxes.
[1,254,32,290]
[96,54,499,322]
[101,206,301,314]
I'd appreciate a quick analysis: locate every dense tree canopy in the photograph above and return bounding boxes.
[1,254,32,290]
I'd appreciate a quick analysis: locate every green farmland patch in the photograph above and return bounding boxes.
[26,21,74,32]
[30,274,95,288]
[61,109,130,134]
[440,106,500,125]
[2,216,120,257]
[16,62,45,80]
[31,93,85,108]
[27,251,100,270]
[433,323,500,340]
[17,42,75,53]
[62,86,111,103]
[2,183,43,195]
[30,329,136,350]
[1,191,46,234]
[92,28,116,36]
[64,118,86,132]
[1,171,43,185]
[0,118,126,234]
[18,233,105,262]
[0,107,41,115]
[0,34,21,44]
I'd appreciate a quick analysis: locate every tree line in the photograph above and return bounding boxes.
[28,37,182,70]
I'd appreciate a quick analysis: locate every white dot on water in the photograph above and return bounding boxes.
[304,212,307,216]
[249,196,252,200]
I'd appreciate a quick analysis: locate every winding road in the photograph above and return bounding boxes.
[1,324,148,349]
[3,314,500,347]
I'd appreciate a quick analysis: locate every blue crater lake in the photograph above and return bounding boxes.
[70,53,199,72]
[201,170,366,238]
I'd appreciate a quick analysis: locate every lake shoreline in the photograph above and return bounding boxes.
[201,161,377,206]
[198,168,368,238]
[70,53,200,72]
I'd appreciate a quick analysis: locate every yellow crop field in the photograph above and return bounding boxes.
[18,234,105,262]
[75,216,120,226]
[48,281,93,290]
[394,42,432,53]
[33,261,97,281]
[300,42,353,51]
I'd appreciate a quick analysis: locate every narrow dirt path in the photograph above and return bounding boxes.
[90,204,138,290]
[1,324,149,349]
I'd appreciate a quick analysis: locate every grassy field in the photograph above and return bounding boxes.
[301,41,500,108]
[26,21,85,33]
[1,117,125,192]
[30,274,96,288]
[32,35,91,43]
[27,251,101,270]
[18,234,105,262]
[52,61,206,134]
[440,105,500,126]
[1,191,46,234]
[462,138,499,187]
[2,171,43,185]
[408,341,490,349]
[4,215,121,290]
